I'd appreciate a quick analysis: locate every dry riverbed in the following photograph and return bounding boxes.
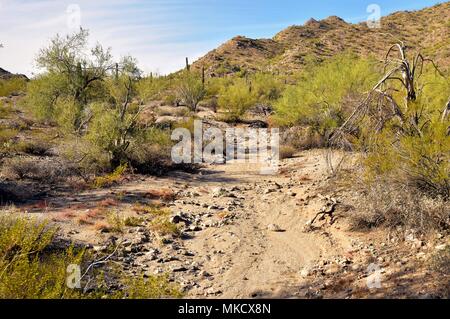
[14,149,449,298]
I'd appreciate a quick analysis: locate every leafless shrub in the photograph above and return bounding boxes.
[281,126,327,150]
[279,145,296,160]
[430,246,450,276]
[15,140,53,156]
[350,178,449,232]
[2,157,78,183]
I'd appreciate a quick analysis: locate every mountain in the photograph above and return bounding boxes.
[192,2,450,75]
[0,67,28,80]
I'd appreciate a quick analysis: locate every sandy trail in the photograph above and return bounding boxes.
[178,150,352,298]
[37,149,355,298]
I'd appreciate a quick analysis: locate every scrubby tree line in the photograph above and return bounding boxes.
[24,28,173,174]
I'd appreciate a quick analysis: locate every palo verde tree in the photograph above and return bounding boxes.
[36,28,114,104]
[30,28,164,171]
[329,42,449,199]
[29,28,116,132]
[175,71,205,112]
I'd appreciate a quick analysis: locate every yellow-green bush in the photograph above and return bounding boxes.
[0,215,182,299]
[123,274,183,299]
[136,75,172,103]
[0,216,84,299]
[0,78,27,97]
[353,65,449,231]
[175,72,205,112]
[252,72,284,103]
[25,73,69,121]
[273,53,379,132]
[218,78,257,121]
[92,163,128,188]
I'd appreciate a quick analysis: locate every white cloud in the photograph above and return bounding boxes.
[0,0,218,76]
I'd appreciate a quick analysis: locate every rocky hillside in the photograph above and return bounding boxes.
[192,2,450,75]
[0,67,28,80]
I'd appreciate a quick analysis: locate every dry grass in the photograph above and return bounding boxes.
[279,145,296,160]
[149,217,181,237]
[51,210,76,222]
[94,221,112,233]
[76,214,95,225]
[350,179,449,233]
[85,208,107,219]
[98,198,120,208]
[146,188,177,202]
[92,164,127,189]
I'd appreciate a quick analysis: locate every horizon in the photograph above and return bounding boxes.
[0,0,445,77]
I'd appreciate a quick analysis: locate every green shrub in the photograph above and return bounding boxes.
[0,215,182,299]
[351,65,450,232]
[150,217,181,237]
[106,211,126,233]
[54,97,83,133]
[136,75,171,103]
[60,138,111,175]
[273,53,379,133]
[175,72,205,112]
[0,216,84,299]
[363,119,449,199]
[0,78,27,97]
[92,163,128,189]
[14,139,53,156]
[25,73,69,121]
[218,78,257,121]
[252,72,284,103]
[123,274,183,299]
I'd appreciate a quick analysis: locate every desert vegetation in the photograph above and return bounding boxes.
[0,2,449,299]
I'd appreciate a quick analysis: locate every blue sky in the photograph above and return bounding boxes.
[0,0,444,76]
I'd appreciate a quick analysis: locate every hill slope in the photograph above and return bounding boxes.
[0,67,28,80]
[192,2,450,75]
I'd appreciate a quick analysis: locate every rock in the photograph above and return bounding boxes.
[416,252,426,259]
[170,212,191,225]
[206,288,222,295]
[131,234,149,245]
[188,225,202,232]
[212,187,227,198]
[324,264,340,275]
[93,245,109,253]
[300,267,310,278]
[267,224,284,232]
[145,253,158,261]
[287,191,297,197]
[199,270,211,278]
[264,188,276,195]
[351,264,361,272]
[171,265,188,272]
[153,268,164,275]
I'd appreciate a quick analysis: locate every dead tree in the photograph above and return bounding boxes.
[326,42,445,173]
[443,97,450,122]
